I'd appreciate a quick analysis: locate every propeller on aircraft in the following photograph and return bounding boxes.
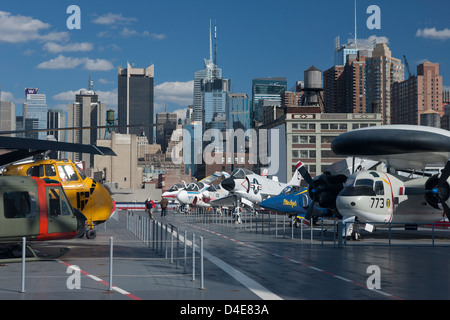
[403,160,450,220]
[296,161,347,219]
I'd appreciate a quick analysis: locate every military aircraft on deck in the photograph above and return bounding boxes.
[211,165,303,222]
[176,172,230,209]
[162,182,187,203]
[260,158,378,227]
[298,125,450,239]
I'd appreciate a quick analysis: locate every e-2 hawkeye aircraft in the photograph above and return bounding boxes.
[298,125,450,240]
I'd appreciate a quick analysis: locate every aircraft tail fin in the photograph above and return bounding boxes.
[288,161,304,186]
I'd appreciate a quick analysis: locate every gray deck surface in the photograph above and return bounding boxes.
[1,209,449,302]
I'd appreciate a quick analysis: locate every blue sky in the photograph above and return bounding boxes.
[1,0,450,118]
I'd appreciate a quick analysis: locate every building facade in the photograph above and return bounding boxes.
[23,89,47,140]
[259,107,383,183]
[391,61,443,125]
[156,111,178,154]
[226,93,250,131]
[118,63,154,143]
[0,101,15,136]
[67,89,106,171]
[251,78,287,124]
[365,43,405,124]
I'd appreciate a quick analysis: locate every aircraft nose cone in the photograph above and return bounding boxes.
[260,197,276,211]
[177,191,189,204]
[221,178,235,192]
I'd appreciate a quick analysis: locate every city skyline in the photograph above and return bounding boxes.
[1,0,450,120]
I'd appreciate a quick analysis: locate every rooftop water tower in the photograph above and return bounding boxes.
[105,109,116,138]
[301,65,325,112]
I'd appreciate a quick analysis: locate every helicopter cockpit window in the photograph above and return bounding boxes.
[3,191,37,219]
[26,166,44,177]
[47,188,71,217]
[45,165,56,177]
[58,165,79,182]
[74,164,87,180]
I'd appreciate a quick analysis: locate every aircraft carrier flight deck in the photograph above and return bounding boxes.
[1,208,450,301]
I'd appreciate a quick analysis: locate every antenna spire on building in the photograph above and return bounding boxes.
[88,75,94,91]
[354,0,358,49]
[214,21,217,66]
[209,19,213,63]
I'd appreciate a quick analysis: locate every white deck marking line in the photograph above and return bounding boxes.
[176,229,283,300]
[58,260,142,300]
[181,220,403,300]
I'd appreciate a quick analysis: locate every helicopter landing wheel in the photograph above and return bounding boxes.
[86,229,97,239]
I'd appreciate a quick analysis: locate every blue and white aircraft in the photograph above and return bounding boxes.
[259,167,330,226]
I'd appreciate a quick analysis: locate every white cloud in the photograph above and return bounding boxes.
[154,81,194,106]
[98,78,114,84]
[37,55,114,71]
[147,32,166,40]
[83,58,114,71]
[53,88,118,109]
[44,42,94,53]
[0,11,68,43]
[120,28,166,39]
[416,27,450,40]
[356,35,389,46]
[92,13,137,25]
[120,27,138,37]
[37,55,84,69]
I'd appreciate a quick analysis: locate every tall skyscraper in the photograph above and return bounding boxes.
[391,61,443,125]
[193,21,222,124]
[118,63,154,143]
[365,43,404,124]
[67,88,106,170]
[23,88,48,140]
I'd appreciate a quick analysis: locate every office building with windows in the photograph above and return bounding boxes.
[365,43,404,124]
[391,61,443,125]
[226,93,250,131]
[23,88,48,140]
[118,63,154,143]
[0,101,15,136]
[67,89,106,171]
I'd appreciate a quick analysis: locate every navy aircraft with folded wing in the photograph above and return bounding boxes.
[298,125,450,239]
